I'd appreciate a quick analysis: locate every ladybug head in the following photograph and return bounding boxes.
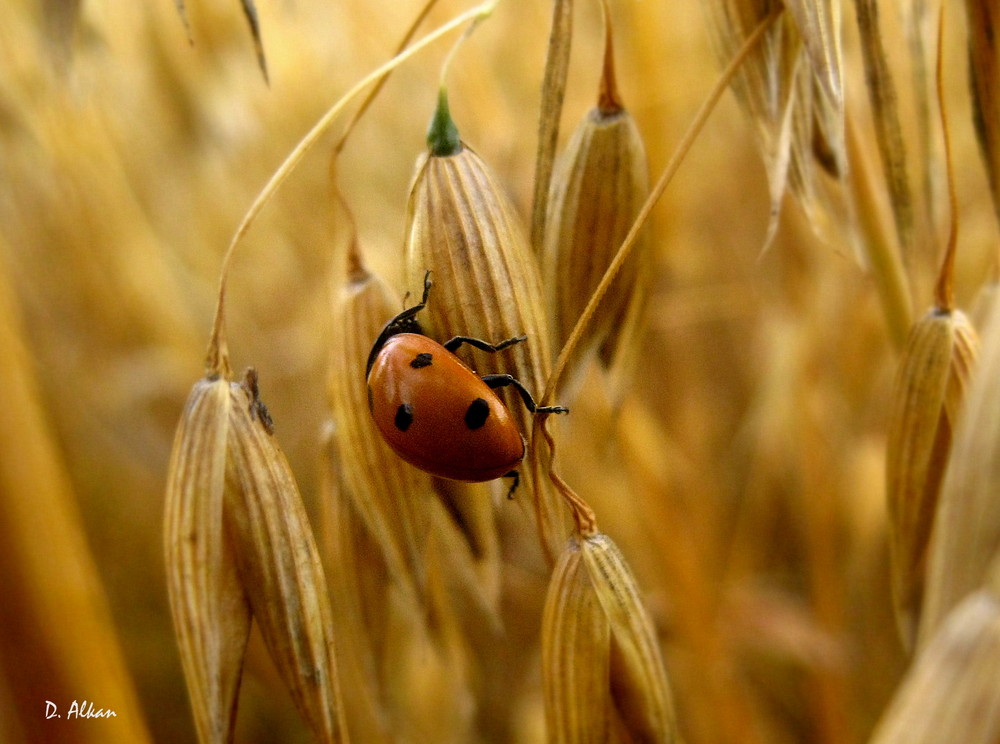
[365,270,433,377]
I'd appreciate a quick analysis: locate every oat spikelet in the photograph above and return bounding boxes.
[329,253,435,605]
[224,371,347,742]
[405,89,567,556]
[966,0,1000,223]
[166,369,347,743]
[869,555,1000,743]
[920,296,1000,648]
[542,531,677,742]
[582,533,678,742]
[543,4,650,398]
[885,307,979,649]
[541,538,612,742]
[705,0,846,249]
[164,376,251,744]
[855,0,915,254]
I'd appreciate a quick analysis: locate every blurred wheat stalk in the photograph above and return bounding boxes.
[3,0,1000,742]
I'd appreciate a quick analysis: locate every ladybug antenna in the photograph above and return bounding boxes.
[365,270,434,377]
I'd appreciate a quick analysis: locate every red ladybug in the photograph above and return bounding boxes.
[366,272,567,493]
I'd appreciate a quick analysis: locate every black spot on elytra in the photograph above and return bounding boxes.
[394,403,414,431]
[464,397,490,430]
[410,352,433,368]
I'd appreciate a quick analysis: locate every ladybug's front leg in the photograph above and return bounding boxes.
[479,374,569,415]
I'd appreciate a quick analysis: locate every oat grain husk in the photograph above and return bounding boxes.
[543,84,649,397]
[542,532,678,743]
[869,555,1000,743]
[328,254,436,606]
[223,372,347,743]
[165,369,347,743]
[885,306,979,649]
[541,538,612,742]
[164,376,250,744]
[405,91,568,557]
[920,295,1000,648]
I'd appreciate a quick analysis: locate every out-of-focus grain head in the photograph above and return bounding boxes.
[165,367,347,743]
[705,0,846,249]
[328,246,437,606]
[920,293,1000,649]
[966,1,1000,224]
[542,532,678,742]
[885,306,979,650]
[541,537,612,741]
[869,551,1000,744]
[542,5,650,400]
[164,375,250,744]
[404,88,569,558]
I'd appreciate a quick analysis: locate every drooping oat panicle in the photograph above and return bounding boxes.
[405,89,568,557]
[164,376,251,744]
[705,0,846,249]
[166,366,347,743]
[855,0,915,255]
[328,251,436,605]
[541,538,611,742]
[223,370,347,743]
[919,294,1000,648]
[885,306,979,649]
[542,4,650,398]
[966,0,1000,223]
[869,556,1000,744]
[530,0,574,253]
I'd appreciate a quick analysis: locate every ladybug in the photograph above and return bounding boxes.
[366,271,567,494]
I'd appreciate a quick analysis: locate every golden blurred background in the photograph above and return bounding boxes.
[1,0,996,742]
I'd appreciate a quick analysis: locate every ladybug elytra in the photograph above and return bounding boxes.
[365,272,567,493]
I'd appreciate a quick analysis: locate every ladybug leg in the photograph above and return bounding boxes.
[502,470,520,499]
[480,374,569,415]
[443,334,526,354]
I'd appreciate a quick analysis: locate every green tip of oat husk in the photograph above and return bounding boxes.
[427,87,462,157]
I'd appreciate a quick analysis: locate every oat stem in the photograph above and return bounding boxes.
[934,1,957,313]
[846,112,914,346]
[597,0,622,115]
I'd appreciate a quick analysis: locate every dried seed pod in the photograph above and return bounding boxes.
[318,423,393,743]
[328,255,435,604]
[542,12,650,397]
[920,297,1000,648]
[869,553,1000,744]
[706,1,847,250]
[165,368,347,744]
[542,531,678,742]
[543,103,649,394]
[404,90,568,555]
[164,376,251,744]
[966,0,1000,223]
[581,533,678,742]
[541,537,612,742]
[885,307,979,649]
[224,370,347,743]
